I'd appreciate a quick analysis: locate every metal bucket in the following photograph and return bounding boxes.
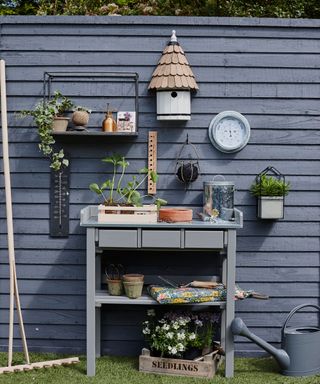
[281,303,320,376]
[203,175,235,220]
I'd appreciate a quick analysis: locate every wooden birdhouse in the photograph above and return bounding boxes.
[148,30,198,121]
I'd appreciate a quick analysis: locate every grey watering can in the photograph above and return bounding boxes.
[232,303,320,377]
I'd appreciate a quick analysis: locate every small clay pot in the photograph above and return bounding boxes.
[52,116,69,132]
[122,274,144,282]
[123,281,144,299]
[107,279,123,296]
[159,208,193,223]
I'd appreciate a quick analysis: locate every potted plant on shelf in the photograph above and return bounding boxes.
[71,105,91,131]
[250,166,290,219]
[50,91,74,132]
[89,153,167,223]
[20,91,74,171]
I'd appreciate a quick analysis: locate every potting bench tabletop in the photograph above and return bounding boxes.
[80,206,243,379]
[80,205,243,229]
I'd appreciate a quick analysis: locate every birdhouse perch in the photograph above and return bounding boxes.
[148,30,199,121]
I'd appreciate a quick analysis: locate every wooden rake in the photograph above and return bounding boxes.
[0,59,79,374]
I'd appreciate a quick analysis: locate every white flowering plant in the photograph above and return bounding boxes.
[142,309,220,358]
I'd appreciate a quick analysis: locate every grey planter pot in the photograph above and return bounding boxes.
[257,196,284,219]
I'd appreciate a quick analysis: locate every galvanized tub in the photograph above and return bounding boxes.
[281,303,320,376]
[203,176,235,221]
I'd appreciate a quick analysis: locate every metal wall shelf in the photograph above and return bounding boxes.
[43,71,139,134]
[52,131,138,138]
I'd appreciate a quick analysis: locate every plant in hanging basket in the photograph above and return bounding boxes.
[20,91,74,171]
[250,167,290,219]
[89,154,167,222]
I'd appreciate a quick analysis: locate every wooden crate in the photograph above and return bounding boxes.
[98,204,157,224]
[139,348,220,378]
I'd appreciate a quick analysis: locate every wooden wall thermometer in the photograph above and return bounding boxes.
[148,131,157,194]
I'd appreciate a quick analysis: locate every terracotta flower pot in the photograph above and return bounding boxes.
[159,208,193,222]
[107,279,123,296]
[123,280,144,299]
[52,116,70,132]
[122,273,144,282]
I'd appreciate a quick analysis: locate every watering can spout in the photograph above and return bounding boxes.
[232,318,290,371]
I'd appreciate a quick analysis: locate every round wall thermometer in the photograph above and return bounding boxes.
[208,111,250,153]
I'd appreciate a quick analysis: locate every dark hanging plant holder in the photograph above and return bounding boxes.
[255,166,286,220]
[175,135,201,187]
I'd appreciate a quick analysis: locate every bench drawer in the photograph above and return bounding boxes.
[184,231,224,249]
[142,230,181,248]
[98,230,138,248]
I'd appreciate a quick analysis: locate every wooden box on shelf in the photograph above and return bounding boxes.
[139,348,220,378]
[97,204,157,224]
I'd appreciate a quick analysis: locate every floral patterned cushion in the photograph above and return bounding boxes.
[148,285,226,304]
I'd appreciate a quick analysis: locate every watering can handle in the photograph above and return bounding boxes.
[281,303,320,336]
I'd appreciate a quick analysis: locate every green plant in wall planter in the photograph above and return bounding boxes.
[89,153,167,209]
[250,166,290,219]
[21,91,74,171]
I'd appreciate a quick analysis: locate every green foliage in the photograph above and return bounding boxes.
[142,310,220,358]
[218,0,312,18]
[73,105,91,113]
[1,0,320,18]
[89,153,167,207]
[250,174,290,197]
[20,91,73,171]
[0,0,38,15]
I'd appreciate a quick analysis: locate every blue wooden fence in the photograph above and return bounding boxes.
[0,16,319,356]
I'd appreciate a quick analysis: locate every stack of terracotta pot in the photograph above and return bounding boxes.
[122,274,144,299]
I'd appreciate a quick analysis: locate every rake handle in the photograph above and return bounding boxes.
[0,59,30,366]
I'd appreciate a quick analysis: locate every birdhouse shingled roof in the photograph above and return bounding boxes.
[148,30,199,91]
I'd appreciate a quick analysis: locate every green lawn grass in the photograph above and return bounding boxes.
[0,353,319,384]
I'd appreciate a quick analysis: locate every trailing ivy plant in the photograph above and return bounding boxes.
[250,174,290,197]
[89,153,167,209]
[21,91,73,171]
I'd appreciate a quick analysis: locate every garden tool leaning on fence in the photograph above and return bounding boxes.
[0,59,79,373]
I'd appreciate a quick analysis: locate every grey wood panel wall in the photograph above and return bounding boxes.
[0,16,319,357]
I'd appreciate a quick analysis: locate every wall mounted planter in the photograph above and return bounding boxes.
[251,166,290,220]
[257,196,284,219]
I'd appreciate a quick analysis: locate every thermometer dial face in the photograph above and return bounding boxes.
[209,111,250,153]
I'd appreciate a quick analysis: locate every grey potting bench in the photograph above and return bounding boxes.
[80,206,243,378]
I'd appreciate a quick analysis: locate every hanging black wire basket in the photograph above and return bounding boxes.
[175,135,201,186]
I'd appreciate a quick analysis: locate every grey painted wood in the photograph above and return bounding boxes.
[184,230,224,249]
[86,223,237,376]
[98,229,138,248]
[141,230,181,248]
[86,228,96,376]
[225,230,236,377]
[0,15,319,359]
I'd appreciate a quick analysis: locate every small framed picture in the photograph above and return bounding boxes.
[117,111,136,132]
